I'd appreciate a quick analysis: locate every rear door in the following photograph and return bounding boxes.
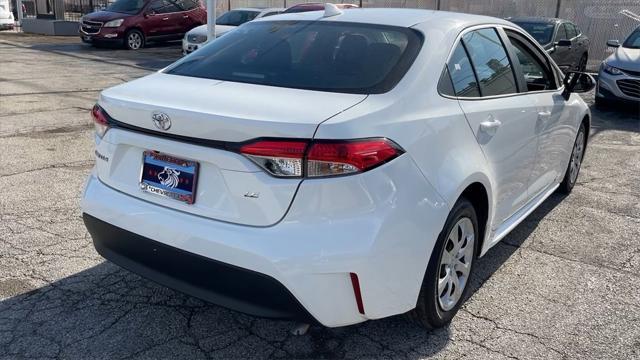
[449,27,538,224]
[503,28,569,198]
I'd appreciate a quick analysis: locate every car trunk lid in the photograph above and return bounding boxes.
[95,73,366,226]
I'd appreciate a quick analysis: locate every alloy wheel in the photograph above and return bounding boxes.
[569,128,585,185]
[438,217,474,311]
[128,32,142,50]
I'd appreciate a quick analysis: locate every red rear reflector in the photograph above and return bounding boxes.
[350,272,365,315]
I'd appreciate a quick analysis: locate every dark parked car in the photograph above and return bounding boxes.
[508,17,589,72]
[80,0,206,50]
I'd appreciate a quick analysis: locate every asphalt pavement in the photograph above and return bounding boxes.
[0,33,639,360]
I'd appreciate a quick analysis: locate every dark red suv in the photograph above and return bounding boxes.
[80,0,206,50]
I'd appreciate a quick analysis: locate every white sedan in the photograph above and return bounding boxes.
[182,7,284,55]
[83,5,593,328]
[0,2,14,30]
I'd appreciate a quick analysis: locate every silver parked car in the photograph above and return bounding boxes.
[596,26,640,107]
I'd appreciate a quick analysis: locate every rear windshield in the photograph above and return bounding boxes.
[513,22,555,45]
[165,21,423,94]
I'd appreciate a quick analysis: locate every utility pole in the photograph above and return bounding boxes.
[555,0,561,18]
[16,0,23,26]
[207,0,216,42]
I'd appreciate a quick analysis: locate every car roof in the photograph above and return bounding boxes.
[230,8,266,12]
[507,16,564,24]
[256,8,514,29]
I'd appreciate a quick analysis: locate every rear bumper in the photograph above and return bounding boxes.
[84,213,315,322]
[81,153,448,327]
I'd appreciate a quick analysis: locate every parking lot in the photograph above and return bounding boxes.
[0,33,639,359]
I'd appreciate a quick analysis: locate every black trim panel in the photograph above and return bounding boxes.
[83,213,317,322]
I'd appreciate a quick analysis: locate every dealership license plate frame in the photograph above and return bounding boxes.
[140,150,199,205]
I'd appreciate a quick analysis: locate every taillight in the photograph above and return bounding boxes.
[240,138,403,178]
[307,139,402,177]
[91,104,110,138]
[240,140,308,177]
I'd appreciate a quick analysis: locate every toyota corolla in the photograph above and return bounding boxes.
[82,6,593,328]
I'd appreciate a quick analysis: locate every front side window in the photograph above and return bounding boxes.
[106,0,146,14]
[166,21,422,94]
[564,23,577,39]
[463,28,518,96]
[149,0,180,14]
[507,34,555,91]
[555,23,567,42]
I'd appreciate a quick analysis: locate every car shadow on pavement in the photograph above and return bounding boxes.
[589,103,639,138]
[0,195,570,359]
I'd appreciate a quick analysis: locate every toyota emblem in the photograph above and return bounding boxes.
[151,111,171,131]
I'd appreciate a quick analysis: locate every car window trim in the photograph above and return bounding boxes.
[438,24,565,101]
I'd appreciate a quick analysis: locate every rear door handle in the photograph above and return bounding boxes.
[183,15,189,18]
[162,17,169,20]
[479,118,502,134]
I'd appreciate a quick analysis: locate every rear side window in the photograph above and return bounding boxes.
[443,42,480,97]
[166,21,423,94]
[462,28,518,96]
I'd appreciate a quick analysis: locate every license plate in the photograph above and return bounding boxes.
[140,151,199,204]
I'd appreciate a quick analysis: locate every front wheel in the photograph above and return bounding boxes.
[125,29,145,50]
[558,123,586,194]
[407,198,478,329]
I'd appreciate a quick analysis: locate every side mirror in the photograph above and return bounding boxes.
[556,39,572,47]
[562,71,596,100]
[606,39,620,48]
[144,10,155,17]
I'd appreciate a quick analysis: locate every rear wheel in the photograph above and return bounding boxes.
[125,29,145,50]
[558,123,586,194]
[407,198,478,329]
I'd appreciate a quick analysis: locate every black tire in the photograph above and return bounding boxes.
[558,122,587,194]
[124,29,145,50]
[407,198,478,329]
